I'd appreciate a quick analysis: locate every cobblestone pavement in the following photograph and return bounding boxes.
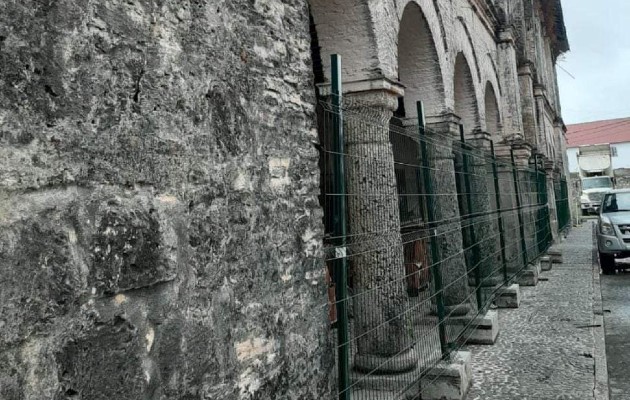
[466,223,600,400]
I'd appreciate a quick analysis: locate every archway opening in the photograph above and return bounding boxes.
[484,81,501,142]
[454,52,479,135]
[390,2,447,296]
[397,2,445,119]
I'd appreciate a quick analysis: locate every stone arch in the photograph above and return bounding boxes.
[448,17,484,122]
[486,54,502,96]
[456,17,482,83]
[453,52,480,134]
[484,81,501,141]
[396,1,447,118]
[309,0,383,83]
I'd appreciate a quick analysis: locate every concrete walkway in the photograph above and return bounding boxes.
[466,223,607,400]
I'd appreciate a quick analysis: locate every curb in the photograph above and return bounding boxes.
[591,222,609,400]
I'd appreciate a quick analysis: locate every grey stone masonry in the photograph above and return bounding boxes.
[466,224,600,399]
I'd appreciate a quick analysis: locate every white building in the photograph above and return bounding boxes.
[566,117,630,174]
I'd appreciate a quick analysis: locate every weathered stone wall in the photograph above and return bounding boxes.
[0,1,332,399]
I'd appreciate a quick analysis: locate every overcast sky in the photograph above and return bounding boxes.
[557,1,630,125]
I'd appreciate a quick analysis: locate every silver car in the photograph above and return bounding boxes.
[597,189,630,274]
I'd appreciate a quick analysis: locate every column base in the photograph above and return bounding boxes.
[446,310,499,345]
[420,351,472,400]
[354,348,418,374]
[540,255,553,271]
[495,283,521,308]
[548,246,563,263]
[430,303,472,317]
[352,367,420,400]
[480,284,502,307]
[517,264,539,286]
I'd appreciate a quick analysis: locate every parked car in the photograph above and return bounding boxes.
[597,189,630,274]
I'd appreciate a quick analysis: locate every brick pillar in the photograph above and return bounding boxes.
[518,63,538,146]
[497,29,524,141]
[534,85,549,158]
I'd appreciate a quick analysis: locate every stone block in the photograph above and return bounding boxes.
[534,260,542,274]
[420,351,472,400]
[517,266,539,286]
[540,256,553,271]
[447,310,499,345]
[495,284,521,308]
[548,247,563,263]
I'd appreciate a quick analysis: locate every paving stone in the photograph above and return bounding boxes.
[466,224,596,400]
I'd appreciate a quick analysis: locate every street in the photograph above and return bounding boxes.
[468,222,603,399]
[601,260,630,399]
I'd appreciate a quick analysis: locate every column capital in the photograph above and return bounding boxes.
[317,77,404,111]
[468,130,493,150]
[533,84,546,98]
[511,140,533,167]
[498,28,515,45]
[426,112,461,138]
[518,62,534,76]
[543,159,555,172]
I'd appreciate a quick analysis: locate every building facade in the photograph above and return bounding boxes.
[0,0,568,399]
[566,117,630,176]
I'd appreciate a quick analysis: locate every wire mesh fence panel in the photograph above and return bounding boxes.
[318,96,559,399]
[556,177,571,232]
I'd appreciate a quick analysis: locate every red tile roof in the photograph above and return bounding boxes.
[566,117,630,147]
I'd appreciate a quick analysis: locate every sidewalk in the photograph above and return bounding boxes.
[466,222,607,400]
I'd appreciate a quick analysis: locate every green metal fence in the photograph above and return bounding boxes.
[318,54,560,400]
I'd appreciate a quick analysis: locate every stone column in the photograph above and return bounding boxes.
[555,120,575,225]
[341,83,415,373]
[426,114,474,316]
[544,160,559,241]
[512,142,538,277]
[467,132,502,303]
[534,85,549,158]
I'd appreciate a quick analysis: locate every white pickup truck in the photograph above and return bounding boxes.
[578,144,614,215]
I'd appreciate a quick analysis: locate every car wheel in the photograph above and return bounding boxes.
[600,252,616,274]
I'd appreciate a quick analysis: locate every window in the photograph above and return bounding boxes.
[602,192,630,213]
[612,146,618,157]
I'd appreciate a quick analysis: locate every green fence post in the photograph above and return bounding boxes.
[330,54,350,400]
[417,101,449,360]
[490,141,508,285]
[511,149,529,271]
[459,125,483,312]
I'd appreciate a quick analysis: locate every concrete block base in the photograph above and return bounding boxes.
[548,247,563,263]
[420,351,472,400]
[447,310,499,345]
[540,256,553,271]
[495,284,521,308]
[517,265,539,286]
